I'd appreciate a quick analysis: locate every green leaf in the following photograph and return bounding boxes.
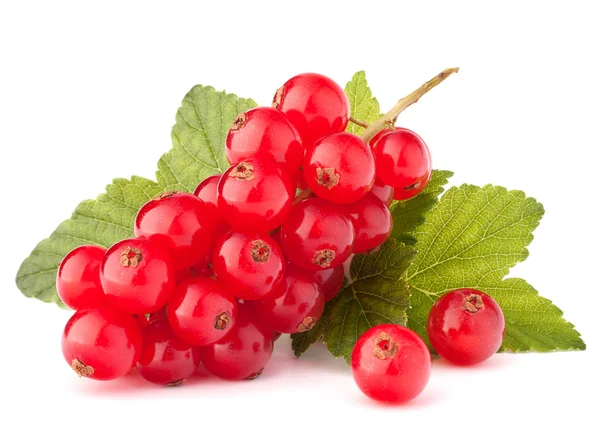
[292,239,415,363]
[344,71,382,135]
[390,170,453,244]
[16,86,256,305]
[406,184,585,351]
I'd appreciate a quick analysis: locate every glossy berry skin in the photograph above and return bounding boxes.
[135,191,218,270]
[167,277,237,346]
[101,237,176,314]
[136,318,202,385]
[218,158,294,233]
[372,128,432,200]
[62,307,142,380]
[427,289,505,365]
[57,245,107,310]
[304,132,375,204]
[213,231,285,300]
[370,179,395,207]
[280,198,354,270]
[193,174,220,212]
[314,265,344,302]
[352,324,431,403]
[226,107,303,177]
[254,264,325,334]
[200,303,273,380]
[347,193,393,253]
[273,73,350,149]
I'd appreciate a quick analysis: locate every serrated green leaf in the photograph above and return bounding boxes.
[390,170,453,243]
[406,184,585,351]
[344,71,381,135]
[292,239,415,363]
[16,87,255,305]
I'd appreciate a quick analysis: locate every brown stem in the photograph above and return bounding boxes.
[293,187,312,204]
[360,67,459,143]
[349,116,368,128]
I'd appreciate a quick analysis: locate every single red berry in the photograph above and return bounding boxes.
[280,198,354,270]
[372,128,432,200]
[213,231,285,300]
[352,324,431,403]
[314,265,344,302]
[62,307,142,380]
[347,192,393,253]
[136,318,202,386]
[370,178,395,207]
[226,107,303,177]
[101,238,176,314]
[218,158,294,232]
[56,245,107,310]
[167,277,237,346]
[304,132,375,204]
[253,264,325,334]
[135,191,218,270]
[273,73,349,149]
[200,303,274,380]
[427,289,505,365]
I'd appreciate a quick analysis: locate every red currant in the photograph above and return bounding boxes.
[167,277,237,346]
[347,192,393,253]
[372,128,432,200]
[280,198,354,270]
[427,289,505,365]
[253,264,325,334]
[101,237,176,314]
[193,174,220,211]
[352,324,431,403]
[304,132,375,204]
[200,303,273,380]
[213,231,285,300]
[135,191,218,270]
[273,73,349,149]
[56,245,107,310]
[370,178,394,207]
[136,318,202,385]
[314,265,344,302]
[62,307,142,380]
[218,158,294,232]
[226,107,303,177]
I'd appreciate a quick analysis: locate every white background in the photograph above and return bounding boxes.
[1,1,598,422]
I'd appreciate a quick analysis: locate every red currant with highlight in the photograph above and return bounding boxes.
[370,179,394,206]
[273,73,349,149]
[314,265,344,302]
[352,324,431,403]
[427,289,505,365]
[347,192,393,253]
[101,237,176,314]
[62,307,142,380]
[56,245,107,310]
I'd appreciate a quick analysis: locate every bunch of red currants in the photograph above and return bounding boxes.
[57,72,505,403]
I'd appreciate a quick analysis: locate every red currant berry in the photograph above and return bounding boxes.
[213,231,285,300]
[281,198,354,270]
[193,174,220,209]
[135,191,218,270]
[57,245,107,310]
[167,277,237,346]
[304,132,375,204]
[62,307,142,380]
[427,289,505,365]
[352,324,431,403]
[226,107,303,177]
[347,192,393,253]
[372,128,432,200]
[273,73,349,149]
[101,238,176,314]
[370,178,395,207]
[314,265,344,302]
[218,158,294,232]
[136,318,202,385]
[253,264,325,334]
[200,303,273,380]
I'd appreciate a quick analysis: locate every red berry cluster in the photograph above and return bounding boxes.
[56,72,505,402]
